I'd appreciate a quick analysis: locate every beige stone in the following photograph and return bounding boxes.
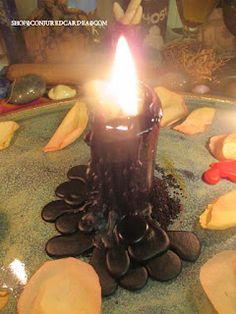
[17,258,101,314]
[200,251,236,314]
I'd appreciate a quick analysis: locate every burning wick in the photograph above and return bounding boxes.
[111,36,138,116]
[84,36,141,120]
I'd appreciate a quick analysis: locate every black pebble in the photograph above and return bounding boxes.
[128,227,170,262]
[55,212,82,235]
[67,165,87,182]
[45,231,93,258]
[119,266,148,291]
[106,247,130,279]
[64,194,86,208]
[90,247,118,297]
[41,200,71,222]
[117,214,148,244]
[167,231,201,262]
[55,180,87,200]
[146,250,182,281]
[78,213,96,233]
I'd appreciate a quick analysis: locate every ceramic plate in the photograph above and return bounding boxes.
[1,96,236,314]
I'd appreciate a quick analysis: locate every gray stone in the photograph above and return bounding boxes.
[8,74,46,104]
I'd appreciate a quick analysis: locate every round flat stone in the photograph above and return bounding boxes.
[67,165,87,182]
[64,194,86,208]
[146,250,182,281]
[117,214,148,244]
[45,231,93,258]
[119,266,148,291]
[90,247,118,297]
[128,227,170,262]
[41,200,71,222]
[167,231,201,262]
[55,180,87,199]
[55,212,82,235]
[106,247,130,279]
[78,213,96,234]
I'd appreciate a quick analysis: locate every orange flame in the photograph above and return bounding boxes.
[111,36,138,116]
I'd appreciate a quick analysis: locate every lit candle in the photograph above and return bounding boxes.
[111,36,138,116]
[86,36,162,216]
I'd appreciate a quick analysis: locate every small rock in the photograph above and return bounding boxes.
[146,250,182,281]
[55,212,82,234]
[41,200,71,222]
[117,214,148,244]
[55,180,87,202]
[46,231,93,258]
[119,266,148,291]
[67,165,87,182]
[192,85,210,95]
[106,247,130,278]
[8,74,46,104]
[90,247,118,297]
[78,212,98,234]
[167,231,201,262]
[128,227,170,262]
[64,195,86,208]
[48,84,77,100]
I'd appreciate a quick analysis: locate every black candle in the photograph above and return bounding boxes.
[43,37,201,288]
[87,83,162,216]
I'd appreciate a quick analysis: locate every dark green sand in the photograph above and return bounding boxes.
[1,96,236,314]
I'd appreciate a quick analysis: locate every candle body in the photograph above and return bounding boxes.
[87,84,162,216]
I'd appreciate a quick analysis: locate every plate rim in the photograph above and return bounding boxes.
[1,93,236,122]
[182,92,236,106]
[0,97,81,121]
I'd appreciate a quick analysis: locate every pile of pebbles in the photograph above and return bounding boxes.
[42,165,201,296]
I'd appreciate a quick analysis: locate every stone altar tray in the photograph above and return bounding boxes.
[1,95,236,314]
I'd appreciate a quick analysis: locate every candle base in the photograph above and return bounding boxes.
[42,163,201,297]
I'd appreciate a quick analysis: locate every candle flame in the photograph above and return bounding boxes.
[111,36,138,116]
